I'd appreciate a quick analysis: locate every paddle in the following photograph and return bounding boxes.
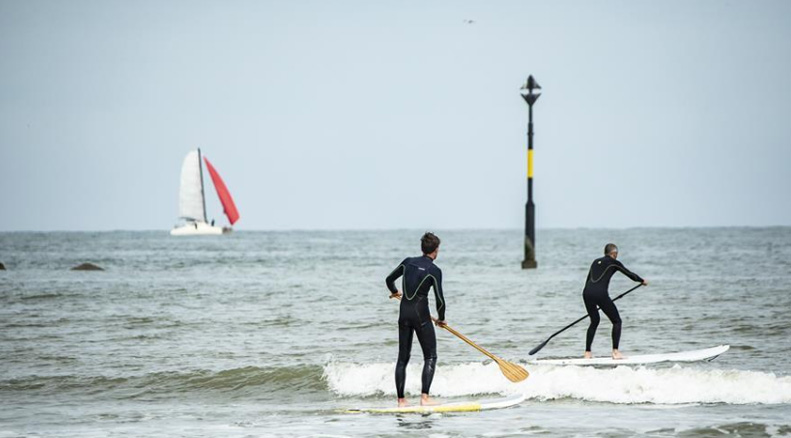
[432,316,529,382]
[392,295,529,382]
[528,283,644,356]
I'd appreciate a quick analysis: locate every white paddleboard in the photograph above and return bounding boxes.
[345,393,525,414]
[533,345,730,366]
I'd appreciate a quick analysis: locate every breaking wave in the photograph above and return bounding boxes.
[323,361,791,405]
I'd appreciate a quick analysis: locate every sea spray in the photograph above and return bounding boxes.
[323,359,508,398]
[324,361,791,405]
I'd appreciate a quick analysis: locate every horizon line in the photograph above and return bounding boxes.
[1,224,789,233]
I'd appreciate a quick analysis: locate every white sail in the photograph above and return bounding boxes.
[178,150,206,222]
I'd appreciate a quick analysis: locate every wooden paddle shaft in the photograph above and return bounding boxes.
[431,316,498,361]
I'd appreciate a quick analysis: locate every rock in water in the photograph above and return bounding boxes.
[71,263,104,271]
[0,262,5,270]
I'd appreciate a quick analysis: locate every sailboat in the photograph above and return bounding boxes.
[170,148,240,236]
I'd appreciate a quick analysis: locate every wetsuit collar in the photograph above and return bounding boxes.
[423,254,435,261]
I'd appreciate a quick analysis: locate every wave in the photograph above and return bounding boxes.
[323,361,791,405]
[6,361,791,405]
[0,365,327,397]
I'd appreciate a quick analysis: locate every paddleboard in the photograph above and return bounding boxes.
[345,393,525,414]
[533,345,729,366]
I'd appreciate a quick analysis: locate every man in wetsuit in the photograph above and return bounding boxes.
[385,232,447,407]
[583,243,648,359]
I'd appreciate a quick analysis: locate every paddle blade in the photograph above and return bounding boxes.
[496,359,529,382]
[529,339,549,356]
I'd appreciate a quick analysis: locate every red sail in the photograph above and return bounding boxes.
[203,157,240,225]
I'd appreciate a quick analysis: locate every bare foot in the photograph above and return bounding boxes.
[397,398,409,407]
[420,394,440,406]
[612,349,624,360]
[584,351,593,359]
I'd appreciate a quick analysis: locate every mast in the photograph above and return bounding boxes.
[197,148,208,223]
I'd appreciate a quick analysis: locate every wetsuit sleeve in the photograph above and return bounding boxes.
[614,260,644,283]
[431,267,446,321]
[385,259,407,294]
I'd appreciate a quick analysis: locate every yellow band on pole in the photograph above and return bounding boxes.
[528,149,534,178]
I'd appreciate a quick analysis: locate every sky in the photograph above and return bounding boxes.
[1,0,790,231]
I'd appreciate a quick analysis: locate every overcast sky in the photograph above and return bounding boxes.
[1,0,789,231]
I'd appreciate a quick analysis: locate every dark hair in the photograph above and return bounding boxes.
[604,243,618,256]
[421,232,441,254]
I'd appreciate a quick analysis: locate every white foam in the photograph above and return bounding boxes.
[323,361,791,405]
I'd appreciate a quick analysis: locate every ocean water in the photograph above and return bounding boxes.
[1,228,790,437]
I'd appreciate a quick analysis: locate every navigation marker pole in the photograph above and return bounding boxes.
[520,75,541,269]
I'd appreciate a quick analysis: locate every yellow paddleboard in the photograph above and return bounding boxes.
[345,393,525,414]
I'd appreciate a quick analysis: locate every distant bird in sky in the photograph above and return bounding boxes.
[463,19,475,24]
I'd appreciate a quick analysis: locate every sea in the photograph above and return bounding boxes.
[1,228,790,438]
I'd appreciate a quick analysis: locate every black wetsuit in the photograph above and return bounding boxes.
[582,255,643,352]
[385,255,446,399]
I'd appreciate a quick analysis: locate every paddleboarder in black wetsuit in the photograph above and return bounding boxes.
[385,232,447,407]
[583,243,648,360]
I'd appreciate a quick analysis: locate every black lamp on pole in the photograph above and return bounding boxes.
[520,75,541,269]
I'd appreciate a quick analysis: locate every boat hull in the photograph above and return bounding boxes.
[170,222,231,236]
